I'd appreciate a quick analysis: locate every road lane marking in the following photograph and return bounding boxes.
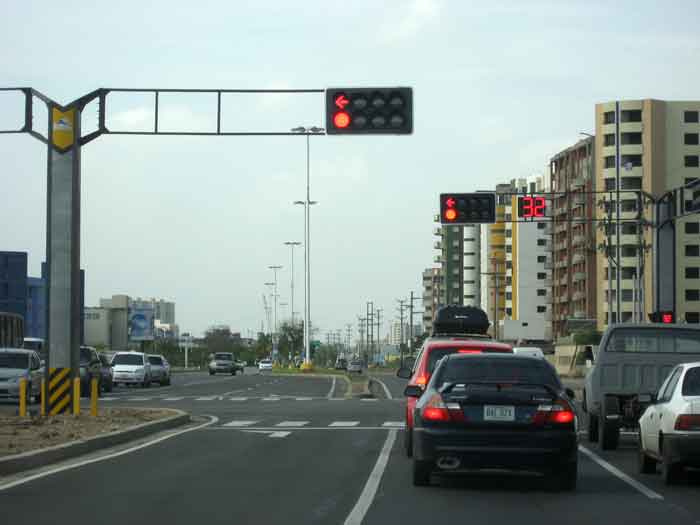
[295,397,313,401]
[195,396,217,401]
[242,430,291,438]
[382,421,405,428]
[127,397,152,401]
[329,398,345,401]
[372,377,393,400]
[344,429,397,525]
[262,397,280,402]
[208,426,394,431]
[0,415,218,492]
[229,397,248,401]
[162,397,185,401]
[578,445,664,500]
[330,421,359,427]
[101,397,116,401]
[361,398,378,402]
[270,431,290,438]
[276,421,309,427]
[327,376,337,399]
[223,420,259,427]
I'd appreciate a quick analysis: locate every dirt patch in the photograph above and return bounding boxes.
[0,408,176,457]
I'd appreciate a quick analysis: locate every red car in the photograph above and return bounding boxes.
[397,336,513,456]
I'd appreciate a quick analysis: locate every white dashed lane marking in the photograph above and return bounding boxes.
[276,421,310,427]
[223,421,259,427]
[329,421,360,427]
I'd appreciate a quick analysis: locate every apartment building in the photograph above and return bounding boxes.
[422,267,443,334]
[550,136,597,339]
[594,99,700,330]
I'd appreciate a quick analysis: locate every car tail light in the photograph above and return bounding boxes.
[533,399,575,425]
[675,414,700,431]
[457,349,482,354]
[422,394,450,422]
[415,374,429,387]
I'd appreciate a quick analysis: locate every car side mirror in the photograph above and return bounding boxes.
[404,385,423,398]
[396,367,412,379]
[565,388,576,400]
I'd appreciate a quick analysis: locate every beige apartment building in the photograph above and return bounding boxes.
[595,99,700,330]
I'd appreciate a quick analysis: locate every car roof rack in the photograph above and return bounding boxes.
[430,332,492,339]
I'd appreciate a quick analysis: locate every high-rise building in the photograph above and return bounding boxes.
[550,136,598,339]
[422,267,443,334]
[0,252,27,319]
[594,99,700,329]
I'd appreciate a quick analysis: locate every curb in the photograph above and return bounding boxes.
[0,409,190,476]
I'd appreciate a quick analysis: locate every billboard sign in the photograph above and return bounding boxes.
[129,303,154,341]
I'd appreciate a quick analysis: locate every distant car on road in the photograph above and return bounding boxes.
[335,358,348,370]
[347,359,363,374]
[209,352,239,375]
[148,354,171,386]
[112,352,152,388]
[98,353,113,393]
[79,346,102,397]
[0,348,43,404]
[407,353,578,489]
[584,324,700,450]
[258,358,273,372]
[638,361,700,484]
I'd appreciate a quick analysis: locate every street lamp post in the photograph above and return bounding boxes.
[291,125,324,364]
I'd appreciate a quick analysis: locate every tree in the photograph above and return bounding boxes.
[277,321,303,364]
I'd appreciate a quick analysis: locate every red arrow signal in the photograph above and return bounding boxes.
[445,197,456,208]
[335,94,349,110]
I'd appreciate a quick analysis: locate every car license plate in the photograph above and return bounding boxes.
[484,405,515,421]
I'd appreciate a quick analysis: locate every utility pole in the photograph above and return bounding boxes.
[397,299,409,362]
[357,316,367,361]
[407,292,422,356]
[375,308,382,364]
[345,324,353,355]
[366,302,373,365]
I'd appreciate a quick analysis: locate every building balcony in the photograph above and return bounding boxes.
[433,227,443,236]
[555,222,568,234]
[572,291,585,301]
[572,253,585,264]
[543,278,553,287]
[571,234,586,248]
[544,261,553,270]
[573,193,586,206]
[554,241,567,251]
[572,175,586,189]
[433,241,442,250]
[542,223,554,235]
[434,255,443,263]
[545,296,554,304]
[559,275,568,285]
[555,260,567,269]
[573,271,586,282]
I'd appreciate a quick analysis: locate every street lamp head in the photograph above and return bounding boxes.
[264,281,275,286]
[285,241,302,246]
[293,200,305,205]
[309,200,318,205]
[291,126,306,133]
[309,126,325,134]
[269,265,283,270]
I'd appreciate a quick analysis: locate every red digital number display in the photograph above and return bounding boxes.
[518,196,546,218]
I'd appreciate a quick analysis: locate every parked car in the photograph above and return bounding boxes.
[584,324,700,450]
[209,352,238,375]
[638,361,700,484]
[397,306,513,458]
[79,346,102,397]
[407,353,578,489]
[112,352,152,388]
[0,348,43,404]
[335,358,348,370]
[148,354,171,386]
[98,353,113,393]
[22,337,46,365]
[258,358,273,372]
[347,359,363,374]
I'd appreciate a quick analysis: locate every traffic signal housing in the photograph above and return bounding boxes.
[649,311,675,324]
[440,193,497,224]
[325,88,413,135]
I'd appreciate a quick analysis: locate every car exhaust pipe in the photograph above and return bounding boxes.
[436,456,461,470]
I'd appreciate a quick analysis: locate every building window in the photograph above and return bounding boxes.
[537,306,546,313]
[621,267,637,279]
[505,261,512,269]
[604,178,616,191]
[506,292,512,300]
[464,280,475,284]
[686,267,699,279]
[686,245,700,257]
[604,133,615,146]
[621,312,633,322]
[505,307,512,316]
[505,230,512,238]
[621,223,637,235]
[537,255,546,263]
[536,289,546,297]
[604,156,616,169]
[604,111,615,124]
[621,289,633,301]
[620,177,642,190]
[685,156,700,168]
[621,109,642,122]
[537,239,546,246]
[620,154,642,168]
[537,222,546,229]
[620,200,637,212]
[621,132,642,145]
[464,238,475,242]
[685,111,700,123]
[685,133,700,145]
[686,290,700,301]
[686,312,700,324]
[537,272,546,279]
[506,245,512,253]
[464,295,475,300]
[686,222,700,234]
[621,245,637,257]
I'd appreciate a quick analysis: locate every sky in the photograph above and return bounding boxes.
[1,0,700,338]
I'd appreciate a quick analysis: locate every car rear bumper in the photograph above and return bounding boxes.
[414,426,578,471]
[113,376,144,384]
[664,434,700,467]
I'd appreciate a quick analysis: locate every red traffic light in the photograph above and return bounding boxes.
[333,111,351,129]
[444,208,458,221]
[662,312,674,324]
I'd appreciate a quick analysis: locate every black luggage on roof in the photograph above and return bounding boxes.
[432,305,490,336]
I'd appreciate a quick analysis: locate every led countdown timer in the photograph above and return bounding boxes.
[517,196,546,219]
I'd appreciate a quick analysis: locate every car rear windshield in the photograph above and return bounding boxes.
[682,367,700,396]
[437,357,561,388]
[112,354,143,366]
[215,353,233,360]
[426,346,508,373]
[0,353,28,369]
[148,356,162,365]
[606,328,700,354]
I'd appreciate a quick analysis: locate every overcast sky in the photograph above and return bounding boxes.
[2,0,699,338]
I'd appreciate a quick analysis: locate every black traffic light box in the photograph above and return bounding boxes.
[648,311,675,324]
[325,87,413,135]
[440,193,497,224]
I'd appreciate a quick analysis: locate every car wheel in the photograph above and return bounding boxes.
[231,370,236,376]
[404,427,413,458]
[412,459,432,486]
[554,461,577,491]
[588,414,599,443]
[164,377,171,386]
[209,371,215,376]
[599,399,620,451]
[637,435,656,474]
[105,379,113,393]
[661,439,682,485]
[25,383,33,406]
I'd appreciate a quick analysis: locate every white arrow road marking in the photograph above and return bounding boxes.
[329,421,359,427]
[229,397,248,401]
[196,396,217,401]
[381,422,405,428]
[276,421,309,427]
[163,397,185,401]
[242,430,291,438]
[262,397,280,401]
[295,397,313,401]
[223,420,259,427]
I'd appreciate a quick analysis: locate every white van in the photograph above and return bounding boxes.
[512,347,545,359]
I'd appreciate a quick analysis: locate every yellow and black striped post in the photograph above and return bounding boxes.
[48,368,72,415]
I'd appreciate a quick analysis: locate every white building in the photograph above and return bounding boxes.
[462,224,481,307]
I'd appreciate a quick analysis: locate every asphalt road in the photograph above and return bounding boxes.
[2,369,700,524]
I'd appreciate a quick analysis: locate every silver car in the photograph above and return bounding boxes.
[0,348,43,404]
[111,352,152,388]
[148,354,171,386]
[347,359,363,374]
